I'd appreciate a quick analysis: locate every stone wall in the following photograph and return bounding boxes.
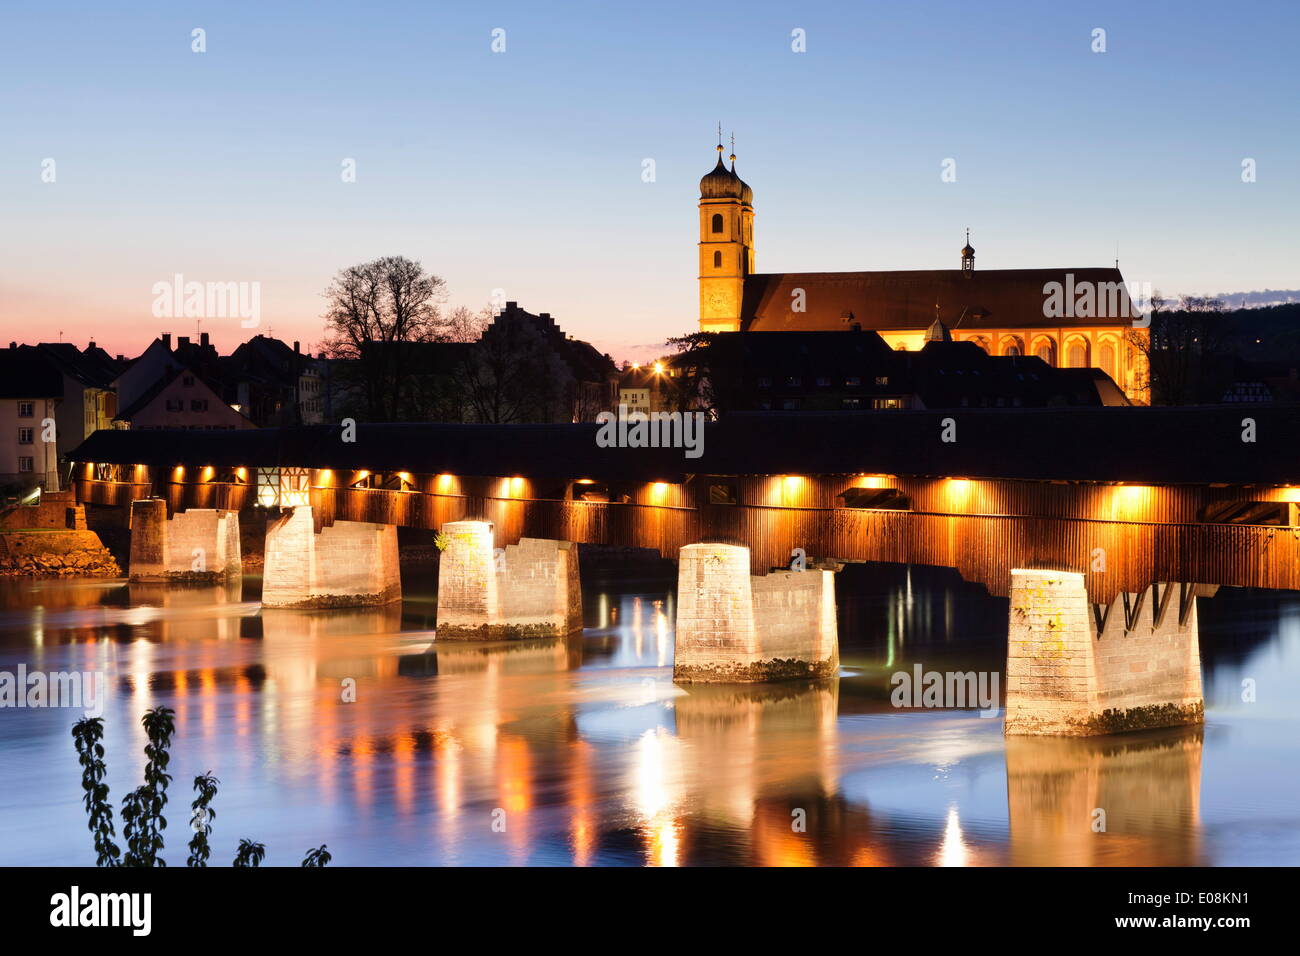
[435,520,583,640]
[262,506,400,608]
[1005,569,1203,735]
[673,542,839,683]
[0,490,85,530]
[128,499,241,584]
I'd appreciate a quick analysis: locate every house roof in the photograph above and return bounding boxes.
[0,348,64,399]
[34,342,122,389]
[741,268,1136,332]
[113,365,252,425]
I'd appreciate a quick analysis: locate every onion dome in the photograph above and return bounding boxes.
[700,144,752,204]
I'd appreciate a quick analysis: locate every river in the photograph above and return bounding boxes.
[1,562,1297,866]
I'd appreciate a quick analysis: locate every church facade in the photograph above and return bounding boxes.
[697,144,1149,403]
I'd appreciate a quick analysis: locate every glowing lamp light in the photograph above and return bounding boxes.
[650,481,669,503]
[653,362,664,374]
[575,479,596,485]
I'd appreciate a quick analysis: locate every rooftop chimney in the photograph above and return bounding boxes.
[88,340,96,350]
[293,340,300,353]
[200,332,209,347]
[178,336,190,349]
[161,333,171,348]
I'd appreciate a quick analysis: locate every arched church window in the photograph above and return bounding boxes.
[1100,342,1116,378]
[711,213,723,234]
[1067,341,1087,368]
[713,250,722,268]
[1035,340,1056,366]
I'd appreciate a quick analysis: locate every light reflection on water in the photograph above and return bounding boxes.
[0,564,1297,866]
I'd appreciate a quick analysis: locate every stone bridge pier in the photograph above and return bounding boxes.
[128,498,241,583]
[1005,569,1204,736]
[673,542,839,683]
[435,520,583,640]
[262,506,400,608]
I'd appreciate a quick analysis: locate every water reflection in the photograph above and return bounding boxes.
[1006,728,1204,866]
[0,565,1296,866]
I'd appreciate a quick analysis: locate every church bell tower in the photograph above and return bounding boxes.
[698,131,754,333]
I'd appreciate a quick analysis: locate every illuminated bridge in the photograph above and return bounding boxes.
[68,406,1300,736]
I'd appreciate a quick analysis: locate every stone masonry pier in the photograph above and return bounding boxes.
[435,520,583,640]
[673,542,839,683]
[128,498,241,583]
[261,506,400,608]
[1005,569,1204,736]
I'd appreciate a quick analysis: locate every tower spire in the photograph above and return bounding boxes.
[961,227,975,274]
[729,132,736,169]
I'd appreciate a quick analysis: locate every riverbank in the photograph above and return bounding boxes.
[0,529,121,577]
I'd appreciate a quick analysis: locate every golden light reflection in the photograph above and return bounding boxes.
[769,474,809,507]
[943,478,972,509]
[633,728,684,867]
[936,805,970,866]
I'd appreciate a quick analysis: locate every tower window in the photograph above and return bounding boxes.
[713,251,721,268]
[711,213,723,234]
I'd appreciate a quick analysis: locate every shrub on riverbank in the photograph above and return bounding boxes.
[71,706,330,867]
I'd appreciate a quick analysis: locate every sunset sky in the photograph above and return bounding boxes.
[2,0,1297,363]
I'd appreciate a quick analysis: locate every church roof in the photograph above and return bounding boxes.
[740,268,1135,332]
[700,155,752,204]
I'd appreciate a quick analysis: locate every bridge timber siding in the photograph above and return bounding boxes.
[76,470,1300,602]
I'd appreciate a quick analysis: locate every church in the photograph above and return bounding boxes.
[697,141,1149,403]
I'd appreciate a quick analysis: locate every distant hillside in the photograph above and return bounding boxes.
[1206,289,1300,308]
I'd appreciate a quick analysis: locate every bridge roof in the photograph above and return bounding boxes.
[68,405,1300,486]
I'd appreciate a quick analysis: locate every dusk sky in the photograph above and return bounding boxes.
[2,0,1297,363]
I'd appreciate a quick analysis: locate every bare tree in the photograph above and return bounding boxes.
[444,303,495,343]
[1126,291,1226,405]
[321,256,448,419]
